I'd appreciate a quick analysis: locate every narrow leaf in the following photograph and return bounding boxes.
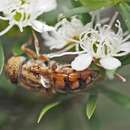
[99,86,130,109]
[80,0,122,10]
[12,42,24,56]
[37,101,60,124]
[88,114,101,130]
[120,54,130,65]
[118,3,130,31]
[12,32,31,56]
[86,94,97,119]
[0,43,4,75]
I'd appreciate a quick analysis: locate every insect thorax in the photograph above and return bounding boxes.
[18,59,53,92]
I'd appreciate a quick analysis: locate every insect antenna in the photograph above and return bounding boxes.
[21,37,37,59]
[32,31,51,89]
[32,31,40,57]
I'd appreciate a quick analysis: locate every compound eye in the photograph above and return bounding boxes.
[6,56,26,83]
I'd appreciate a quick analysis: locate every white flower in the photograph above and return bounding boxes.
[42,17,91,50]
[0,0,57,36]
[71,19,130,71]
[71,53,93,71]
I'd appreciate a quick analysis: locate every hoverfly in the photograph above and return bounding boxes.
[6,32,99,95]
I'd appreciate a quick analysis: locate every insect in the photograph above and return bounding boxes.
[5,33,99,95]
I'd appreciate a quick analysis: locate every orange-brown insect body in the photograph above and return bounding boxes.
[6,56,98,94]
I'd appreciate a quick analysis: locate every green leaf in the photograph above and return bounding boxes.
[37,101,61,124]
[0,75,16,95]
[12,32,31,56]
[88,114,101,130]
[42,0,89,25]
[118,2,130,31]
[0,43,4,75]
[71,0,82,7]
[12,42,24,56]
[99,86,130,109]
[42,0,75,25]
[76,13,91,25]
[80,0,123,10]
[86,94,97,119]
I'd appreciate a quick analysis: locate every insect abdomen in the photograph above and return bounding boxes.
[53,68,98,93]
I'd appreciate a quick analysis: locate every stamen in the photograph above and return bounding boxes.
[122,33,130,42]
[123,31,129,37]
[114,52,129,57]
[108,12,118,28]
[69,38,80,43]
[18,23,24,32]
[0,23,14,36]
[46,51,86,59]
[95,10,101,24]
[115,73,127,82]
[115,20,123,37]
[58,44,75,53]
[75,44,80,51]
[32,31,40,57]
[100,17,110,24]
[0,16,8,20]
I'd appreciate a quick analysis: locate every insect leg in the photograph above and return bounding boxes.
[21,37,37,59]
[32,31,49,62]
[32,31,40,57]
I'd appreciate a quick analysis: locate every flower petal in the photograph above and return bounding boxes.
[38,0,57,13]
[100,57,121,70]
[71,54,93,71]
[31,20,54,32]
[42,32,67,49]
[120,42,130,53]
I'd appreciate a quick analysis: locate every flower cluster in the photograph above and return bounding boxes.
[72,20,130,71]
[0,0,57,35]
[42,16,90,50]
[42,14,130,72]
[0,0,130,77]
